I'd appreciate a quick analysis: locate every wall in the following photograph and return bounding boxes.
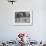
[0,0,46,41]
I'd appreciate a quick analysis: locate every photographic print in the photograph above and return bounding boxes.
[14,10,32,26]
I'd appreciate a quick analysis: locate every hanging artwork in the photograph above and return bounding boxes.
[14,10,33,26]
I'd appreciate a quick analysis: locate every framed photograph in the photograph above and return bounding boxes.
[14,10,33,26]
